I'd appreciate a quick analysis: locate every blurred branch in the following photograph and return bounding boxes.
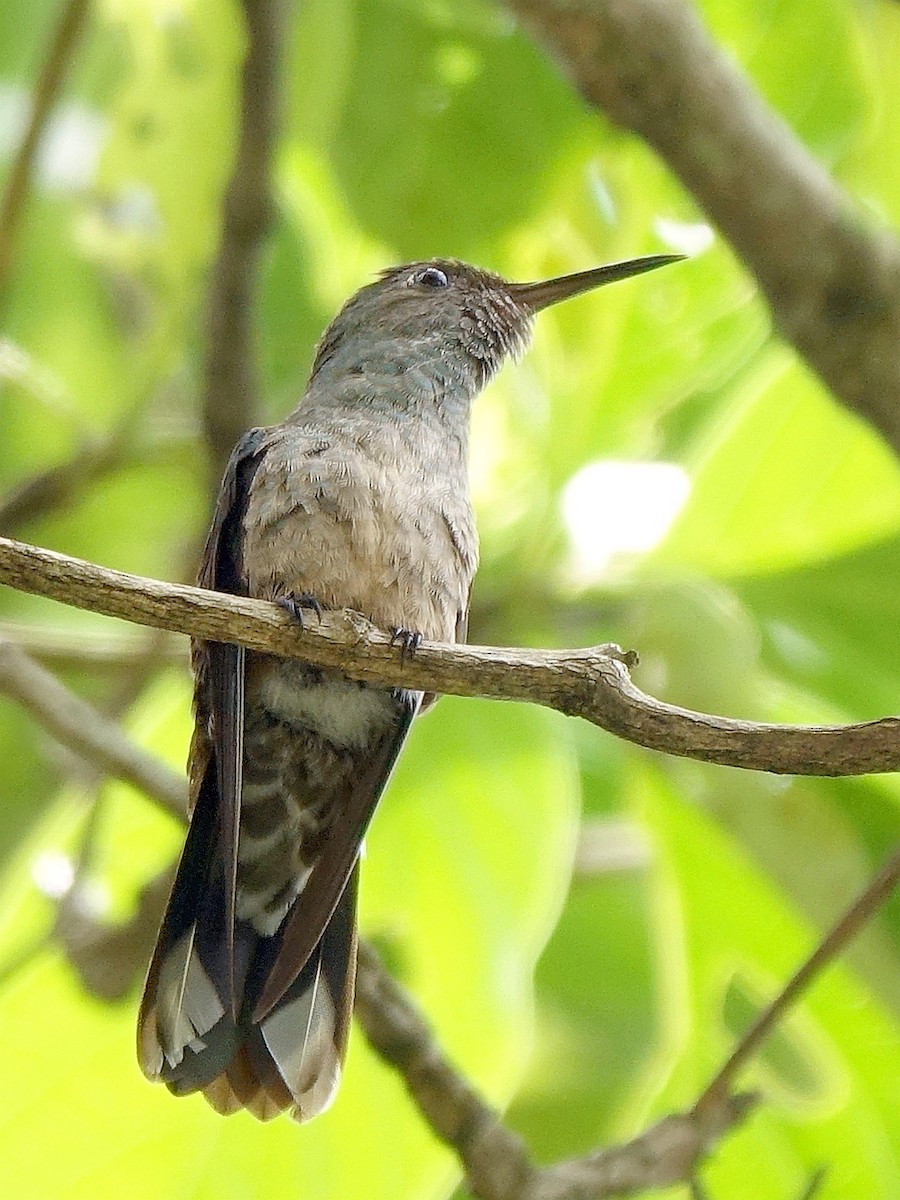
[0,0,92,297]
[3,536,899,776]
[507,0,900,457]
[0,621,183,670]
[2,565,895,1197]
[0,429,127,534]
[0,634,185,819]
[56,864,174,1001]
[0,377,194,536]
[202,0,288,484]
[356,939,755,1200]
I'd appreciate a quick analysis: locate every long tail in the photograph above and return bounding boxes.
[203,869,358,1121]
[137,766,358,1123]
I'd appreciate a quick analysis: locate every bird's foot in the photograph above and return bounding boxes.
[276,593,324,628]
[390,627,423,663]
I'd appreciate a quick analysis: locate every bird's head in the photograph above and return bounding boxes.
[308,254,683,405]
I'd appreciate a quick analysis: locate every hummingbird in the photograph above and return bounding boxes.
[137,252,682,1121]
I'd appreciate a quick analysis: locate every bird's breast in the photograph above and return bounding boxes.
[240,428,477,641]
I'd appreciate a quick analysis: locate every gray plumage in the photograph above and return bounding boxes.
[137,253,682,1121]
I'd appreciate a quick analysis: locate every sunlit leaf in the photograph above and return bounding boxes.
[634,767,900,1199]
[657,350,900,575]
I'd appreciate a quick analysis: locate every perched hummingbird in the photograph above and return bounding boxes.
[138,252,682,1121]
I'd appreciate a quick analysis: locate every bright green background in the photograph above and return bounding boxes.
[0,1,897,1197]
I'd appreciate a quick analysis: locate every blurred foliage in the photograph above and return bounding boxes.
[0,0,898,1198]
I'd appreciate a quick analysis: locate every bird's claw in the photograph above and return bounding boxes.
[277,593,324,628]
[390,627,423,663]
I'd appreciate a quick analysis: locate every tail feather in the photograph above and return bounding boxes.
[247,867,358,1121]
[202,1047,289,1120]
[138,661,415,1121]
[138,765,241,1090]
[138,783,359,1122]
[152,925,227,1075]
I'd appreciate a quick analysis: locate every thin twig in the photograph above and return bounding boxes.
[202,0,289,484]
[0,0,92,296]
[693,846,900,1121]
[507,0,900,457]
[533,1098,756,1200]
[1,537,897,776]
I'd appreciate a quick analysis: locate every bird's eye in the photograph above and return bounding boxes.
[414,267,449,289]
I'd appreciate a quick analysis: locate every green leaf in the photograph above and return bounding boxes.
[736,535,900,720]
[657,350,900,576]
[634,767,900,1199]
[320,0,588,260]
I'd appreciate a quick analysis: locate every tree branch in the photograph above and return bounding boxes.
[1,536,897,776]
[202,0,289,483]
[0,0,91,298]
[356,940,754,1200]
[506,0,900,457]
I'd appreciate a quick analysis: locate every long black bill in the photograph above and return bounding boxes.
[509,253,685,312]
